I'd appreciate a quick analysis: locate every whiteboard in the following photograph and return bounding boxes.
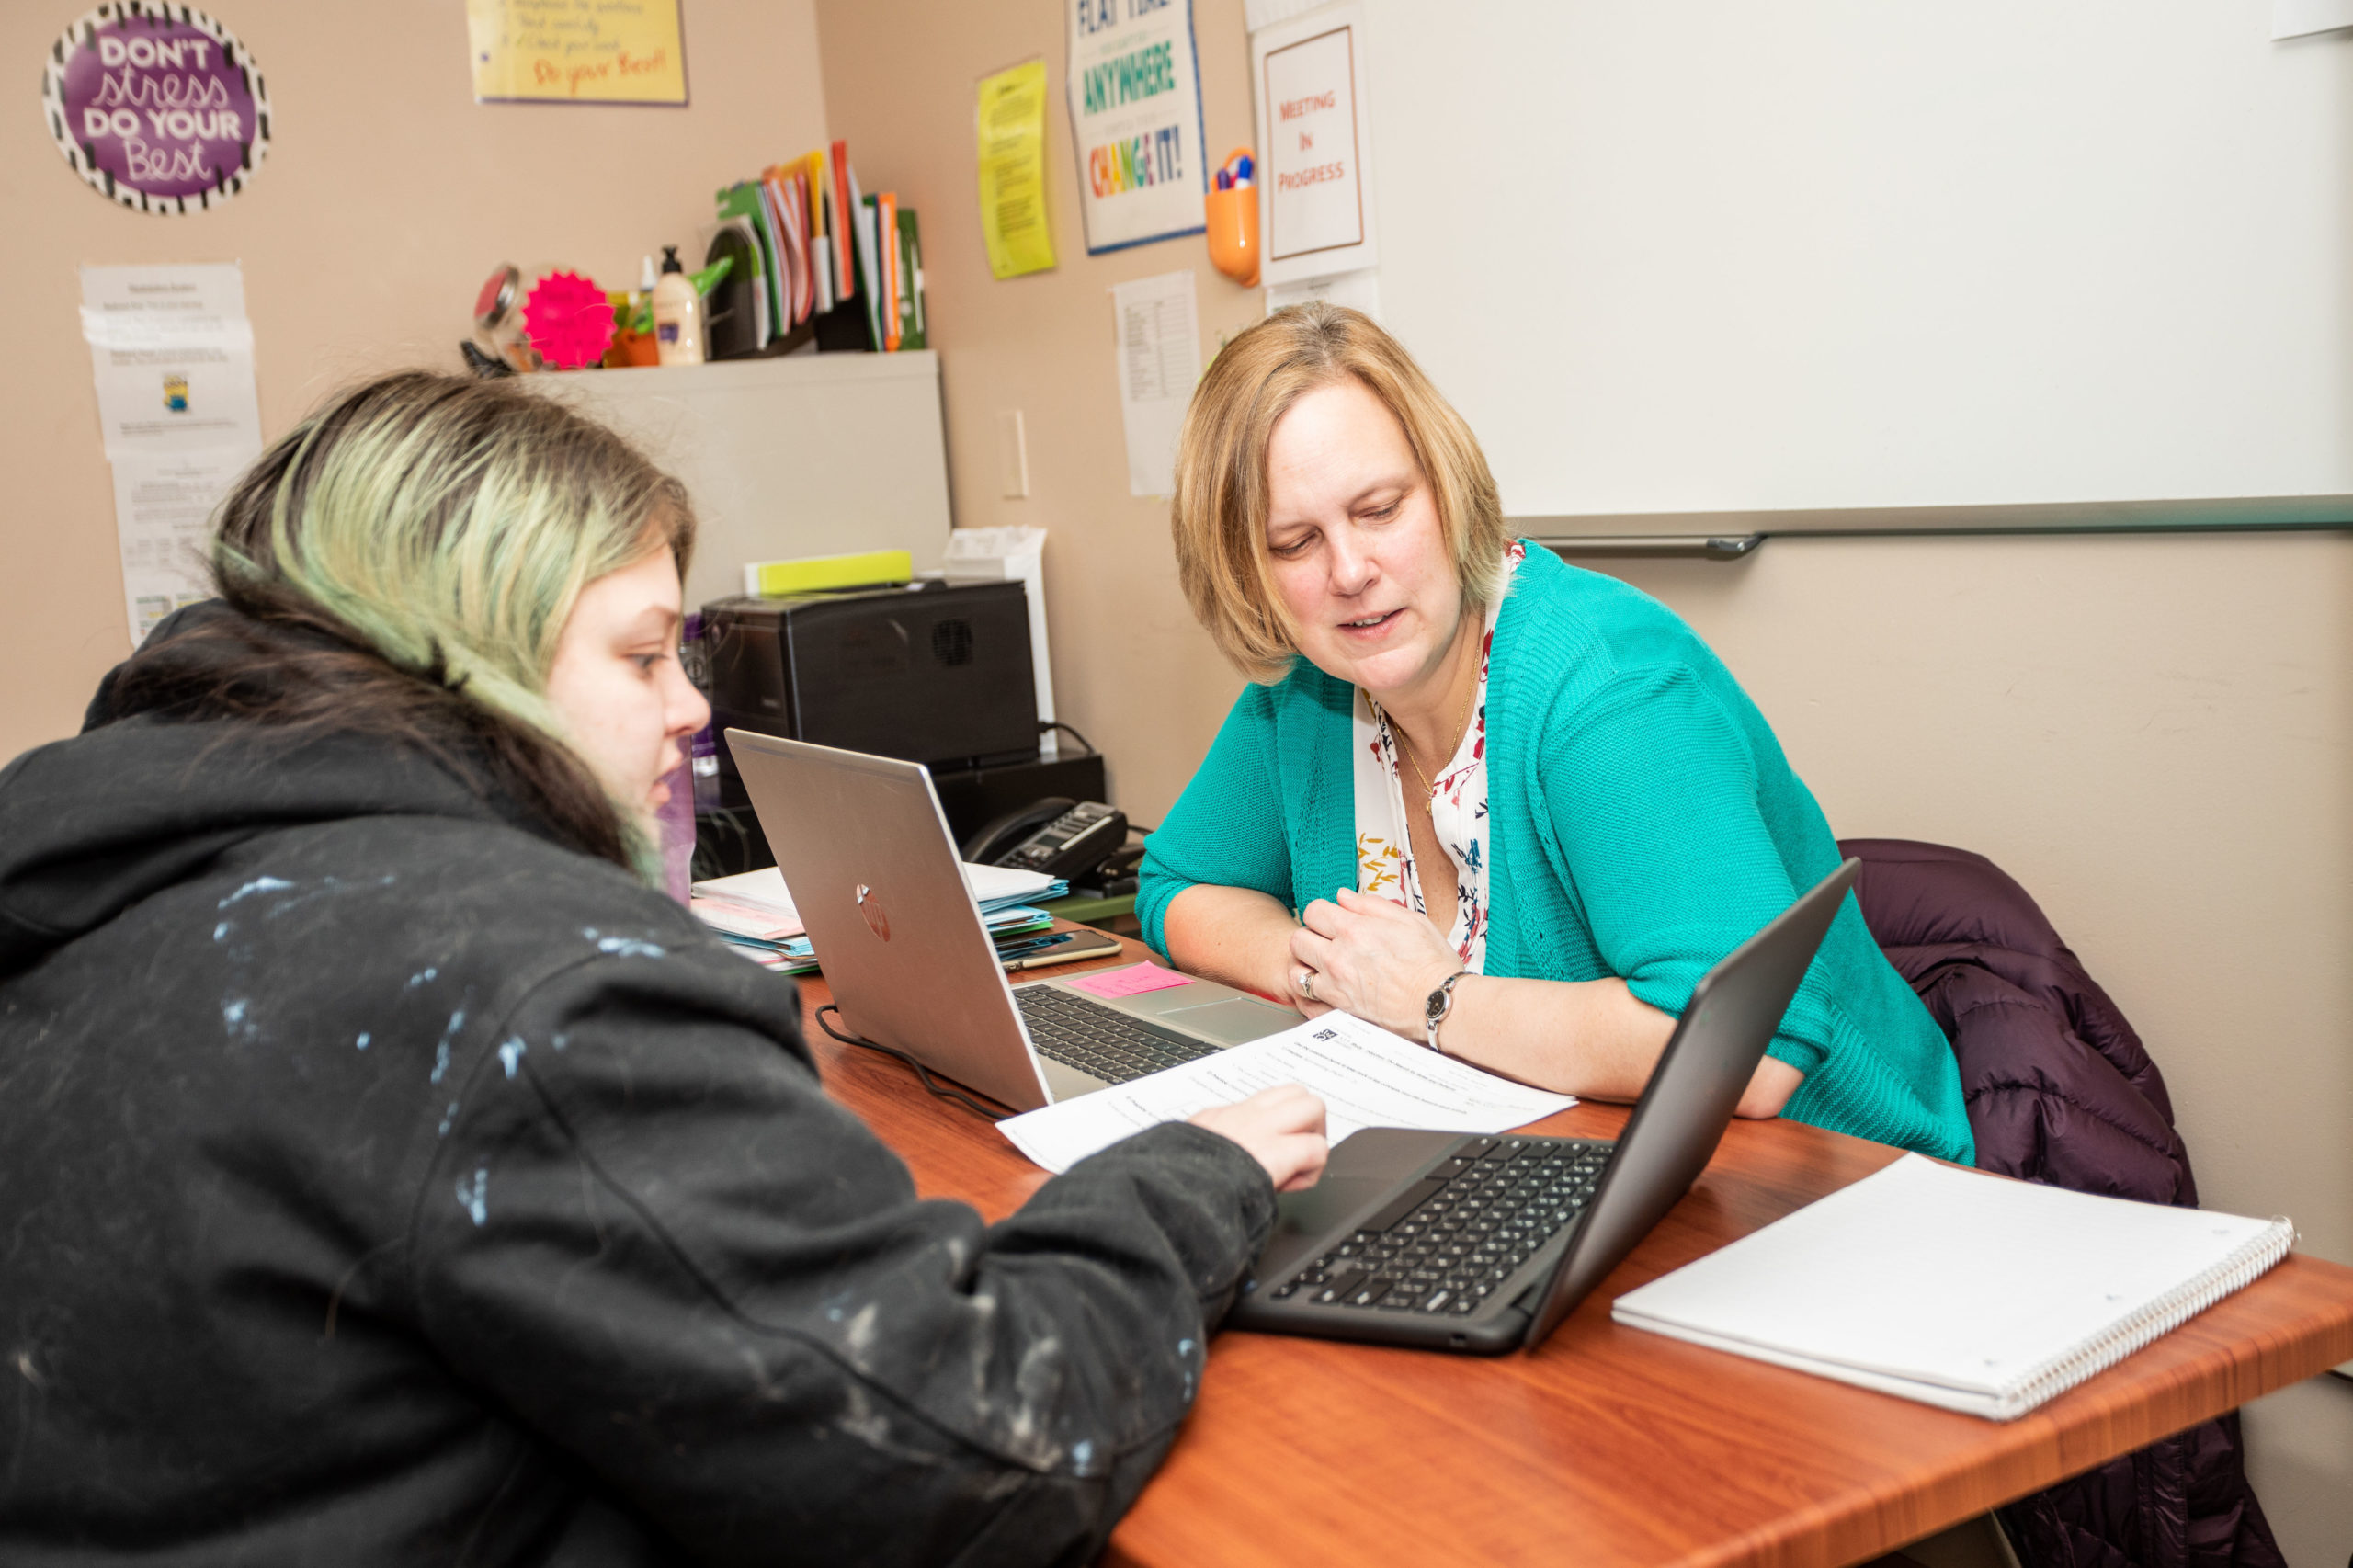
[1353,1,2353,531]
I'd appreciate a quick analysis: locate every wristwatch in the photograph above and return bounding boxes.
[1423,970,1472,1053]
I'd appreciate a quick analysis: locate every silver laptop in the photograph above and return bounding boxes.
[725,729,1302,1113]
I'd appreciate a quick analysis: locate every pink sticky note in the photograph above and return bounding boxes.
[1067,961,1197,999]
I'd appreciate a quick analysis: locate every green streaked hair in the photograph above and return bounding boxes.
[190,370,695,873]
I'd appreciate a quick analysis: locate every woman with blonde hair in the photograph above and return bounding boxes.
[1143,303,1972,1165]
[0,370,1324,1564]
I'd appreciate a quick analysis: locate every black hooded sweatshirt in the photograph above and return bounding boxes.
[0,608,1274,1565]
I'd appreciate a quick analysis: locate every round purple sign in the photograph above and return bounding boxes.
[41,4,270,216]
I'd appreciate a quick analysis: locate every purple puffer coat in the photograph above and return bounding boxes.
[1841,838,2283,1568]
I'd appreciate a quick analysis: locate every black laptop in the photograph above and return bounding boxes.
[1226,859,1859,1355]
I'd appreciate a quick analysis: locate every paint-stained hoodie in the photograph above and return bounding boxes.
[0,605,1274,1566]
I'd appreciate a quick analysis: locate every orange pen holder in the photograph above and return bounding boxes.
[1206,146,1260,287]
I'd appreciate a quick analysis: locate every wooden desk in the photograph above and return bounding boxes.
[798,932,2353,1568]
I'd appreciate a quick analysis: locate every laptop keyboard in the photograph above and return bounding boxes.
[1270,1135,1613,1316]
[1016,985,1222,1083]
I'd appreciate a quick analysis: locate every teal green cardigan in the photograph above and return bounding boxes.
[1139,544,1975,1164]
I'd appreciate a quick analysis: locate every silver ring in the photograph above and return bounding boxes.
[1299,969,1315,1002]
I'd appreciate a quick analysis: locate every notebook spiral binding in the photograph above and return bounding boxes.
[1995,1218,2298,1421]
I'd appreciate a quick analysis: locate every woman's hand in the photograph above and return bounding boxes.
[1289,887,1463,1040]
[1163,883,1323,1013]
[1189,1085,1330,1192]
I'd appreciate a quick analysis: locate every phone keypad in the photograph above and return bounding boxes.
[1008,801,1118,870]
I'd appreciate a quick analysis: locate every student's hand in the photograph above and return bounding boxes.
[1290,887,1463,1041]
[1189,1085,1329,1192]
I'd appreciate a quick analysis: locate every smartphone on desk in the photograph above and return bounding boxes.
[1000,929,1125,971]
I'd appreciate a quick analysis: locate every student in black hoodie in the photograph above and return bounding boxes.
[0,371,1328,1566]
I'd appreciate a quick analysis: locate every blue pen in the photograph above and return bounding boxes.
[1235,154,1254,184]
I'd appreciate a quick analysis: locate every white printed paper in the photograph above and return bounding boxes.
[1252,2,1381,287]
[999,1008,1576,1174]
[80,263,264,645]
[80,264,261,458]
[943,526,1056,733]
[110,449,247,642]
[1111,269,1201,498]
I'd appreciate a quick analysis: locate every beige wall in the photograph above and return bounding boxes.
[0,0,830,758]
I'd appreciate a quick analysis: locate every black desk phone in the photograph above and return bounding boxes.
[961,797,1130,882]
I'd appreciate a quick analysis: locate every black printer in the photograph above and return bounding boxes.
[700,579,1039,807]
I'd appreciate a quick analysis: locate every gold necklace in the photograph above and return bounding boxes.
[1375,666,1478,809]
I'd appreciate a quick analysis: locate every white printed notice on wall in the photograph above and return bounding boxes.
[79,263,264,645]
[1067,0,1208,254]
[1252,1,1379,287]
[1111,269,1202,497]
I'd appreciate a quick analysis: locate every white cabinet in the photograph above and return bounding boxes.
[533,351,953,612]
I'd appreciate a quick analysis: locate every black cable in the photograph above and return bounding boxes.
[1094,842,1146,881]
[815,1004,1006,1123]
[1040,720,1098,757]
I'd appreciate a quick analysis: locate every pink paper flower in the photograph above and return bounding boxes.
[521,270,615,370]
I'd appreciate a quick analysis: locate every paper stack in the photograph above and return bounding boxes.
[691,863,1066,973]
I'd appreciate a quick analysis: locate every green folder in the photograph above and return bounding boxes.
[895,209,926,351]
[716,181,784,340]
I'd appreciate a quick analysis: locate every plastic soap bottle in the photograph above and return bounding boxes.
[652,245,703,367]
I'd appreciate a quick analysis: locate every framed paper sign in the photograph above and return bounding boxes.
[466,0,688,105]
[1066,0,1207,255]
[1252,1,1379,287]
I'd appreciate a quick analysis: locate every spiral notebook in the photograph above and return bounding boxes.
[1611,1153,2294,1420]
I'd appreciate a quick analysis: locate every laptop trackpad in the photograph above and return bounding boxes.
[1254,1128,1461,1278]
[1258,1175,1390,1278]
[1158,996,1299,1046]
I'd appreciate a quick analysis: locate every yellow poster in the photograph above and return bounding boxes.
[976,60,1056,279]
[467,0,688,105]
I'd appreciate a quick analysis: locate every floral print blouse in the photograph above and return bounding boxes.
[1351,542,1524,972]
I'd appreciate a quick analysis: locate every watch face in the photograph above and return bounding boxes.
[1426,991,1448,1024]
